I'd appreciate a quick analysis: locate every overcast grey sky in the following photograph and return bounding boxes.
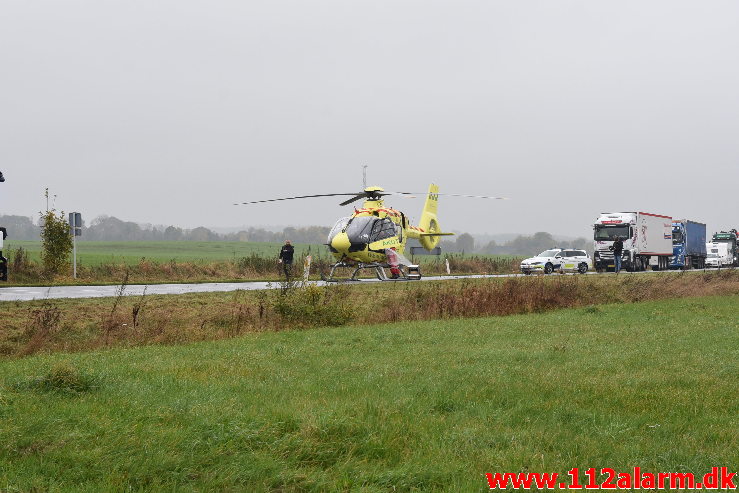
[1,0,737,238]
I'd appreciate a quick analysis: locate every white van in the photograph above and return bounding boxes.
[705,242,732,268]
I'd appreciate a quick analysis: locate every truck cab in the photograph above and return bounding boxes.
[593,212,673,272]
[706,242,732,268]
[593,213,636,272]
[711,230,738,267]
[669,220,706,270]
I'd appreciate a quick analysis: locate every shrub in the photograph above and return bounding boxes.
[271,283,353,328]
[21,300,62,356]
[39,206,73,277]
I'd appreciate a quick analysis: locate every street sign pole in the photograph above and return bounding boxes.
[73,233,77,279]
[69,212,82,279]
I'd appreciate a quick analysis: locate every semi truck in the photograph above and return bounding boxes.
[593,212,673,272]
[669,220,706,270]
[710,230,738,267]
[705,242,733,268]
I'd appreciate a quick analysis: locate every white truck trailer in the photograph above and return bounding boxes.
[593,212,673,272]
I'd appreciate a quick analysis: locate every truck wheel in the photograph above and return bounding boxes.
[578,263,588,274]
[544,263,553,274]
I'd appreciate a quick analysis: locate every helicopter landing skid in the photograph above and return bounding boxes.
[320,261,361,283]
[321,261,420,282]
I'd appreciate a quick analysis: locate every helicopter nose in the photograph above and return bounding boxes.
[330,232,351,253]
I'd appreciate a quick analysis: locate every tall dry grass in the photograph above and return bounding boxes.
[2,270,738,358]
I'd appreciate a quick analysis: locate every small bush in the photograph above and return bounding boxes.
[21,300,62,356]
[271,283,353,328]
[11,246,31,273]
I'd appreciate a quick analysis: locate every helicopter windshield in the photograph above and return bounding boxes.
[327,217,351,243]
[345,217,376,243]
[345,217,398,244]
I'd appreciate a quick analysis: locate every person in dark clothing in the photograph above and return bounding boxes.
[0,227,7,282]
[278,240,295,279]
[612,236,624,273]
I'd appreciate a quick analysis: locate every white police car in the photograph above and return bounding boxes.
[520,248,593,275]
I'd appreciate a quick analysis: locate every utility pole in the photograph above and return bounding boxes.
[362,165,368,189]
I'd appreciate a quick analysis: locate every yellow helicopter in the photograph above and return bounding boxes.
[236,184,504,281]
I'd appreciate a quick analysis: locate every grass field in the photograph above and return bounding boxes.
[1,240,521,285]
[1,295,737,492]
[5,240,325,265]
[6,240,515,265]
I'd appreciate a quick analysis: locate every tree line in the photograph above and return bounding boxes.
[440,231,590,256]
[0,214,331,244]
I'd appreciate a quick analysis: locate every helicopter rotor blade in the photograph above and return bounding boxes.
[233,187,495,207]
[384,191,508,200]
[235,193,359,206]
[338,195,366,206]
[338,190,397,206]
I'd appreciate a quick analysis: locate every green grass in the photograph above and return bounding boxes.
[1,295,737,492]
[2,240,521,286]
[6,240,517,266]
[6,240,324,265]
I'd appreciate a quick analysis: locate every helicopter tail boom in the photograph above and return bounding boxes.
[415,184,452,250]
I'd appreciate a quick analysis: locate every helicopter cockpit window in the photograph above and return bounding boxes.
[344,216,376,243]
[327,217,351,243]
[371,218,397,242]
